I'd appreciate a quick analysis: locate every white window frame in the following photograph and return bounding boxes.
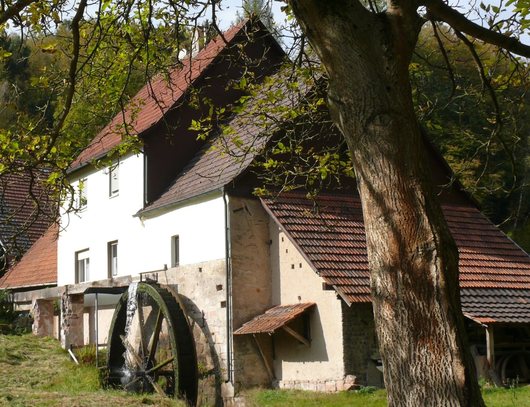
[172,235,180,267]
[109,164,119,197]
[76,249,90,283]
[108,241,118,278]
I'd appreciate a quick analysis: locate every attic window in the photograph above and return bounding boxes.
[109,165,119,197]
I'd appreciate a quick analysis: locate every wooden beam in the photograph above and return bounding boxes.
[283,325,310,347]
[486,325,495,370]
[253,335,275,381]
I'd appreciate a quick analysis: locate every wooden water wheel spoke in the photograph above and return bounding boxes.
[145,371,167,397]
[107,283,198,405]
[136,296,148,360]
[146,308,163,368]
[146,357,174,375]
[123,376,142,389]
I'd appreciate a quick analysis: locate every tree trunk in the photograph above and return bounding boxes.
[289,1,486,406]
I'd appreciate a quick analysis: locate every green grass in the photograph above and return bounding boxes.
[242,385,530,407]
[2,332,530,406]
[0,332,186,406]
[243,388,388,406]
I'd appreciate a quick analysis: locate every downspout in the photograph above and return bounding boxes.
[223,187,233,384]
[95,293,99,368]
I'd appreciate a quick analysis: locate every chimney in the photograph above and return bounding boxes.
[191,26,205,57]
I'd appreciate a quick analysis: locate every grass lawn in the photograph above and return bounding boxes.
[1,332,530,406]
[0,332,185,406]
[242,385,530,407]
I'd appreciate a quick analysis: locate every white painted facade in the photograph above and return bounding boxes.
[58,152,226,286]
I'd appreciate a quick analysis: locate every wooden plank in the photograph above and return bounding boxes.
[253,335,275,381]
[283,325,311,347]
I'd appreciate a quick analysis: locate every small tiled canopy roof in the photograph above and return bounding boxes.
[261,192,530,325]
[70,21,248,169]
[0,223,58,289]
[234,303,315,335]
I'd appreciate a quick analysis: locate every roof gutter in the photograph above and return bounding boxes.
[134,187,224,218]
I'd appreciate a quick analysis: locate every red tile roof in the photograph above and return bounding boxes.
[137,89,275,214]
[137,65,295,215]
[0,169,55,257]
[234,302,315,335]
[70,22,248,169]
[261,192,530,324]
[0,223,58,289]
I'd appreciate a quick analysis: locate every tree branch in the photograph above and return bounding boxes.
[0,0,37,25]
[424,0,530,58]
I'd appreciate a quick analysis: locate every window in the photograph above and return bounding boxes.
[108,241,118,278]
[172,235,179,267]
[109,165,119,197]
[76,249,90,283]
[78,179,88,209]
[0,241,7,275]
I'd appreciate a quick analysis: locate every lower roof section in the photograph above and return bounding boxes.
[234,302,315,335]
[261,191,530,325]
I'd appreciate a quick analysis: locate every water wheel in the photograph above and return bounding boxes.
[106,282,198,405]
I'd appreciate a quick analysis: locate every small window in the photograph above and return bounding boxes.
[172,235,179,267]
[108,241,118,278]
[78,179,88,209]
[0,241,7,275]
[109,165,119,197]
[76,249,90,283]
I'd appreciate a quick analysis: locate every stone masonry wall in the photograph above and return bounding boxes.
[31,299,54,338]
[61,293,84,349]
[162,258,228,407]
[229,196,273,392]
[342,302,384,387]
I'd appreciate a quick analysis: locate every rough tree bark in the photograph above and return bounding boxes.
[288,1,485,406]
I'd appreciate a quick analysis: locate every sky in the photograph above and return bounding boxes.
[210,0,529,47]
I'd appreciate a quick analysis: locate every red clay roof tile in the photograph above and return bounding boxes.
[70,22,247,169]
[234,302,315,335]
[0,223,58,289]
[262,192,530,324]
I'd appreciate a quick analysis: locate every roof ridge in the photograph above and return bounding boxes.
[69,20,250,170]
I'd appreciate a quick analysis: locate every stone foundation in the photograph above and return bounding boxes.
[342,302,383,387]
[273,378,346,392]
[31,299,54,337]
[61,293,84,349]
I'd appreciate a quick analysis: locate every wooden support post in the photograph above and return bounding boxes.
[253,334,275,381]
[283,325,311,347]
[486,325,495,370]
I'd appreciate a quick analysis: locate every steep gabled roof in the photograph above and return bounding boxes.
[0,223,58,289]
[70,21,251,170]
[136,65,297,216]
[261,192,530,324]
[137,100,274,215]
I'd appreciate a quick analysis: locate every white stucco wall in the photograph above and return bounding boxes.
[58,153,226,286]
[269,221,345,384]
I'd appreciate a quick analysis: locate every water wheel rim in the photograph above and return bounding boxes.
[106,282,197,405]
